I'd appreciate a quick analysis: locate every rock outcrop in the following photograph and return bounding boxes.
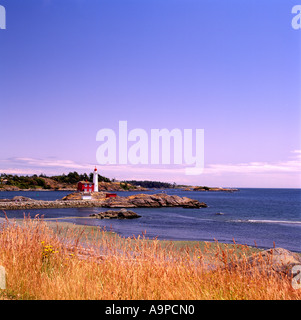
[61,192,107,201]
[0,193,206,210]
[90,209,141,219]
[0,196,33,202]
[228,247,301,276]
[101,193,207,208]
[193,186,239,192]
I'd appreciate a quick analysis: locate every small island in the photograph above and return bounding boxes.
[192,186,238,192]
[90,209,141,219]
[0,192,207,211]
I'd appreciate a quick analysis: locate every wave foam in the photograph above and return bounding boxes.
[234,219,301,225]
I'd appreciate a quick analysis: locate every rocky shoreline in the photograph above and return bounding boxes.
[0,193,207,211]
[101,193,206,208]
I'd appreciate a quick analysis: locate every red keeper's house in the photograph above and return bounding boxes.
[77,181,94,193]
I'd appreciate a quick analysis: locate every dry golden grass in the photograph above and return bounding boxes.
[0,216,300,300]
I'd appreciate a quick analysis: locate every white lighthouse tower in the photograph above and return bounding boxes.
[93,167,98,192]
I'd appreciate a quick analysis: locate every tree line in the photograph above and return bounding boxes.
[50,172,110,184]
[0,173,178,190]
[123,180,176,189]
[0,172,110,189]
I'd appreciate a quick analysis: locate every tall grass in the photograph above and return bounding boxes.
[0,216,300,300]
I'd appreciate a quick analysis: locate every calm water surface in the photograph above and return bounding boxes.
[1,188,300,252]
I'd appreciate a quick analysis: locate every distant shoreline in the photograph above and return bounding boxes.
[0,188,76,192]
[0,186,239,192]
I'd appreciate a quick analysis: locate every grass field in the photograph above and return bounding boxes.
[0,216,300,300]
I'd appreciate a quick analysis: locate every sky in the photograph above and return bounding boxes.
[0,0,300,188]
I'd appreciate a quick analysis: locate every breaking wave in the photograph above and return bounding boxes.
[233,219,301,225]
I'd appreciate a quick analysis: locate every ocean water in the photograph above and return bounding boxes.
[0,188,300,252]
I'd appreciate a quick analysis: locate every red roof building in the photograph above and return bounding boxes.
[77,181,94,193]
[105,193,117,198]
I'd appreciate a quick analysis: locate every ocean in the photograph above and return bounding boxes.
[1,188,300,252]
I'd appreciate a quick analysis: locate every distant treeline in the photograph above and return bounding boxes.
[0,172,110,189]
[50,171,110,184]
[123,180,175,189]
[1,173,178,190]
[0,174,52,189]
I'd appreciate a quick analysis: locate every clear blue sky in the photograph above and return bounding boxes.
[0,0,300,187]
